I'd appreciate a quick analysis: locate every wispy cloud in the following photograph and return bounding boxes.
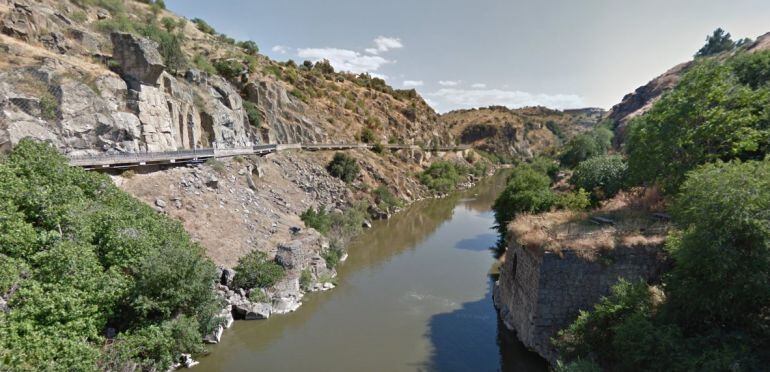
[371,36,403,54]
[402,80,424,87]
[471,83,487,89]
[428,88,584,112]
[296,48,391,74]
[438,80,460,87]
[271,45,290,54]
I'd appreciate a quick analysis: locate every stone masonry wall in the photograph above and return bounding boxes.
[494,244,666,364]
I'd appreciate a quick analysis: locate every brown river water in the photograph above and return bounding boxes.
[195,171,547,372]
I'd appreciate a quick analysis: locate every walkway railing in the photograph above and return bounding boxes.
[66,143,471,169]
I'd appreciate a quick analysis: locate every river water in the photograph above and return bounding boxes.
[195,172,547,371]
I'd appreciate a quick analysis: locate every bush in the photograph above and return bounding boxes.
[321,247,344,269]
[231,250,285,289]
[327,152,360,183]
[192,18,215,34]
[570,155,627,202]
[373,185,400,212]
[529,156,559,179]
[299,269,312,291]
[39,93,58,121]
[371,143,385,154]
[237,40,259,55]
[0,140,219,370]
[193,54,216,75]
[243,101,261,127]
[626,51,770,192]
[96,16,187,73]
[555,189,591,211]
[419,161,467,193]
[492,165,555,234]
[300,207,331,235]
[559,127,613,168]
[360,128,375,143]
[213,59,245,80]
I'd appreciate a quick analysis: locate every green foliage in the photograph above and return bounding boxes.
[237,40,259,55]
[243,101,261,127]
[360,128,375,143]
[555,188,591,211]
[321,247,344,269]
[327,152,360,183]
[695,27,736,57]
[570,155,627,202]
[192,18,215,35]
[371,143,385,154]
[667,160,770,338]
[373,185,400,212]
[557,160,770,370]
[39,93,58,121]
[70,10,87,23]
[492,165,555,234]
[204,158,225,174]
[0,140,219,370]
[529,156,559,179]
[626,52,770,192]
[554,359,602,372]
[161,17,177,32]
[213,59,245,80]
[300,207,331,235]
[231,250,285,289]
[419,161,468,193]
[559,127,613,168]
[96,15,187,73]
[193,54,216,75]
[299,269,312,291]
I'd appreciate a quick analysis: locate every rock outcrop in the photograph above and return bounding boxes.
[110,32,165,86]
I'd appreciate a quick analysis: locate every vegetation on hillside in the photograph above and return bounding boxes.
[326,152,360,183]
[553,36,770,371]
[558,125,613,168]
[231,251,285,290]
[0,140,220,371]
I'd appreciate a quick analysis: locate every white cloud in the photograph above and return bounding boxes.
[402,80,424,87]
[271,45,289,54]
[296,48,391,74]
[471,83,487,89]
[364,48,379,55]
[370,73,389,81]
[372,36,403,53]
[428,88,584,112]
[439,80,460,87]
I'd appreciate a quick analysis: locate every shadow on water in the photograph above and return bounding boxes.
[455,233,500,252]
[422,276,548,372]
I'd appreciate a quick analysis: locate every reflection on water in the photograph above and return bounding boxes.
[195,171,546,371]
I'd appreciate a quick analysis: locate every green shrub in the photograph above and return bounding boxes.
[327,152,360,183]
[321,247,344,269]
[237,40,259,55]
[213,59,245,80]
[193,54,216,75]
[192,18,215,34]
[243,101,261,127]
[373,185,400,212]
[555,189,591,211]
[160,17,177,32]
[204,158,225,174]
[39,93,58,121]
[299,269,312,291]
[559,127,613,168]
[371,143,385,154]
[0,140,219,370]
[529,156,559,179]
[300,207,331,235]
[70,10,87,23]
[492,165,555,234]
[96,16,187,73]
[570,155,627,202]
[626,51,770,192]
[360,128,375,143]
[419,161,467,193]
[231,250,285,289]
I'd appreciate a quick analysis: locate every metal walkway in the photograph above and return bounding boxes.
[67,143,470,169]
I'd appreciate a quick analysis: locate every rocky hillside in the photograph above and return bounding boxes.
[440,106,604,161]
[0,0,452,154]
[607,31,770,144]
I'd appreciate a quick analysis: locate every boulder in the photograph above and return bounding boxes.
[206,175,219,189]
[154,198,166,208]
[220,268,236,287]
[231,297,271,320]
[203,325,223,344]
[271,296,301,314]
[110,32,165,86]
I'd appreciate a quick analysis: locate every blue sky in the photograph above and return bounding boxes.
[167,0,770,113]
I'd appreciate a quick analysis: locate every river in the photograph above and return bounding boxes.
[195,171,547,371]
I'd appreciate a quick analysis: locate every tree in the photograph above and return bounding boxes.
[231,250,285,289]
[695,28,736,57]
[326,152,360,183]
[237,40,259,55]
[559,127,613,168]
[570,155,627,202]
[492,165,555,234]
[626,52,770,192]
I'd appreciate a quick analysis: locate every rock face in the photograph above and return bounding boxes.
[493,244,667,364]
[110,32,165,86]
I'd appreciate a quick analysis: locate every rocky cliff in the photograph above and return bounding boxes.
[440,106,604,161]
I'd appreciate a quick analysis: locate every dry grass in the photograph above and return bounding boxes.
[508,189,670,261]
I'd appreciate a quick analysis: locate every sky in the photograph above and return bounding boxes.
[166,0,770,113]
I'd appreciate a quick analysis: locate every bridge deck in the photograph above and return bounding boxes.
[67,143,470,169]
